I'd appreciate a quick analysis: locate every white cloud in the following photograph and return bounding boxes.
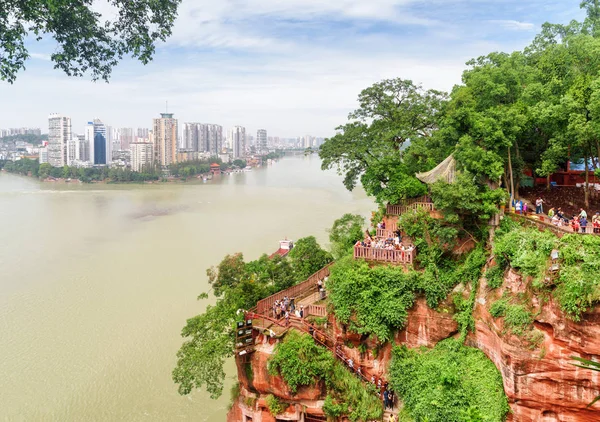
[488,19,535,31]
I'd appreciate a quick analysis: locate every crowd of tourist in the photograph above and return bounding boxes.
[355,229,415,254]
[270,277,329,325]
[513,197,600,234]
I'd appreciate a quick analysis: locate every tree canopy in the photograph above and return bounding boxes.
[1,0,181,83]
[320,1,600,209]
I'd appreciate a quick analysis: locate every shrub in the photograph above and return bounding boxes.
[269,332,382,421]
[389,339,509,422]
[268,331,334,393]
[265,394,285,415]
[489,299,509,318]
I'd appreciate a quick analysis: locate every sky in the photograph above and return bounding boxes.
[0,0,586,138]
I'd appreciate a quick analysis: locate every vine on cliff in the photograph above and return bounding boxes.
[269,331,382,421]
[389,339,509,422]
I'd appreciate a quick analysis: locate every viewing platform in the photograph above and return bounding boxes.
[353,245,416,265]
[386,196,435,216]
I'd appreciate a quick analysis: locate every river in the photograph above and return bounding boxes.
[0,155,373,421]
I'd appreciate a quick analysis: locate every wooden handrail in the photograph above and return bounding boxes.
[353,246,415,264]
[245,311,386,389]
[256,262,334,314]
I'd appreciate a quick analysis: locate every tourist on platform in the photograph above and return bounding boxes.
[580,208,588,220]
[370,375,376,385]
[571,217,580,233]
[299,305,304,318]
[552,215,561,226]
[523,201,528,214]
[284,311,290,326]
[515,200,523,215]
[383,389,390,410]
[388,414,396,422]
[581,216,588,233]
[388,390,395,410]
[535,197,544,214]
[348,358,354,370]
[593,213,600,234]
[548,208,555,218]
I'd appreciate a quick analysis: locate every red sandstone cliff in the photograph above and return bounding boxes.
[228,273,600,422]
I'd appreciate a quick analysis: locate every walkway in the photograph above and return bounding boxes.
[245,311,388,394]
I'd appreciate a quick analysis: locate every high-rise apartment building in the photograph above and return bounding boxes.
[137,128,149,141]
[257,129,268,153]
[75,134,89,162]
[183,123,200,151]
[130,142,154,172]
[119,128,135,151]
[183,123,223,155]
[87,119,110,165]
[229,126,246,158]
[39,146,48,164]
[153,113,178,166]
[47,114,71,167]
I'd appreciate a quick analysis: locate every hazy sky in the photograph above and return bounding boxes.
[0,0,584,138]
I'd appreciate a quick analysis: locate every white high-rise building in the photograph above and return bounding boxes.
[66,137,77,165]
[39,146,48,164]
[47,114,71,167]
[130,142,154,172]
[229,126,246,158]
[257,129,267,153]
[119,128,135,150]
[183,123,200,151]
[75,134,89,162]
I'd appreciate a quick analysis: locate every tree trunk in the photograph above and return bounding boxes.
[547,174,551,191]
[585,151,590,209]
[508,145,515,203]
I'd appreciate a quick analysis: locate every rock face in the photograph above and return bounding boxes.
[228,273,600,421]
[468,269,600,422]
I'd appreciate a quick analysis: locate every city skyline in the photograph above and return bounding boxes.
[0,1,584,137]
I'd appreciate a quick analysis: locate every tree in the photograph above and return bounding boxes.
[232,159,247,169]
[319,78,448,205]
[206,254,248,297]
[328,214,365,259]
[288,236,333,280]
[1,0,182,83]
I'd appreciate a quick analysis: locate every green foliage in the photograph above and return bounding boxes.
[489,299,509,318]
[490,300,534,336]
[1,0,181,83]
[265,394,285,415]
[174,251,304,399]
[319,78,447,205]
[485,264,505,289]
[327,257,417,342]
[268,331,334,393]
[328,245,487,342]
[269,332,382,421]
[493,221,600,320]
[288,236,333,280]
[232,159,247,169]
[0,134,47,144]
[328,213,366,259]
[389,339,509,422]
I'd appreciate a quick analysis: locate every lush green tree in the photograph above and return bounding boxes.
[1,0,181,83]
[206,253,248,297]
[389,339,508,422]
[232,159,247,169]
[319,78,447,205]
[328,214,365,259]
[288,236,333,280]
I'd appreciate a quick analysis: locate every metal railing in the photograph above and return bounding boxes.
[256,263,333,314]
[353,246,415,264]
